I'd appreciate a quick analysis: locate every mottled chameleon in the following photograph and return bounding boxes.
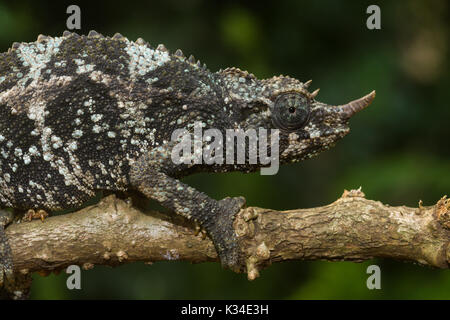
[0,30,375,298]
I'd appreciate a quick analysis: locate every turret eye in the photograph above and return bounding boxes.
[272,93,311,131]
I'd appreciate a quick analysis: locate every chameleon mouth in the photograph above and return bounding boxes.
[336,90,376,119]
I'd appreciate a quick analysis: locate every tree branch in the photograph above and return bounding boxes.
[5,189,450,280]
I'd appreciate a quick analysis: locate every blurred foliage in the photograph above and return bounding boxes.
[0,0,449,299]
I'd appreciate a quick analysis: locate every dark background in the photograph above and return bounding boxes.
[0,0,448,299]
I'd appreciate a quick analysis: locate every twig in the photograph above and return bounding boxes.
[5,189,450,280]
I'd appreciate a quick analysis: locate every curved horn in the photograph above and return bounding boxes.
[337,90,376,118]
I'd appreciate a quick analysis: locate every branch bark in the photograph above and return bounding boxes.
[5,189,450,280]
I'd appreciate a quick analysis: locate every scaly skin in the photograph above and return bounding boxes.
[0,31,375,296]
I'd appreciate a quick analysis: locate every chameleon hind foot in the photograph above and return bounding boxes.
[194,223,207,239]
[0,209,14,299]
[23,209,49,222]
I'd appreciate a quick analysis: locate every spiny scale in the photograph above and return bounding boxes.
[6,31,201,72]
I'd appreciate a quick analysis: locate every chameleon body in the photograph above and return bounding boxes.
[0,31,375,298]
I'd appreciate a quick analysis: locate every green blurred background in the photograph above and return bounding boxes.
[0,0,449,299]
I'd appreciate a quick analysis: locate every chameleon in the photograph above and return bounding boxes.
[0,30,375,298]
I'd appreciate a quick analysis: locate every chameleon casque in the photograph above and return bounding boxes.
[0,30,375,298]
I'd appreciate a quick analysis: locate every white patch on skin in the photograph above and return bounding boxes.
[0,76,72,116]
[0,70,96,198]
[0,69,75,208]
[91,114,103,122]
[92,125,102,133]
[23,154,31,165]
[72,130,83,139]
[14,148,23,157]
[16,37,63,88]
[77,64,95,74]
[54,60,66,68]
[51,135,63,149]
[73,58,95,74]
[125,40,171,79]
[68,141,78,151]
[27,101,46,124]
[26,179,56,207]
[89,71,112,85]
[28,145,39,156]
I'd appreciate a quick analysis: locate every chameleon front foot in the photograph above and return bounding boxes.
[204,196,246,272]
[0,210,32,300]
[0,210,15,299]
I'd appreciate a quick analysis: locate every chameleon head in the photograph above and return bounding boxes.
[220,70,375,164]
[265,77,376,164]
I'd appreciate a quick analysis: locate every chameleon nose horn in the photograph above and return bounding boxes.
[337,90,376,118]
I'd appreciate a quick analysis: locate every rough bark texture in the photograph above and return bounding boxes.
[5,189,450,280]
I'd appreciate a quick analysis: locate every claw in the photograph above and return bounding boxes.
[194,223,207,239]
[24,209,48,222]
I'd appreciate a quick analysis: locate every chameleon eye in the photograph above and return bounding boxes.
[272,93,311,131]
